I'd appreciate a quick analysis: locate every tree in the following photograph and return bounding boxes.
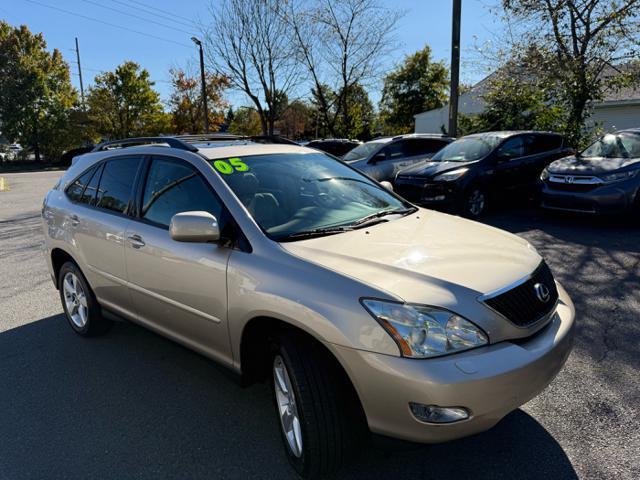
[203,0,300,136]
[379,46,449,135]
[0,22,78,162]
[276,100,314,140]
[168,67,229,134]
[228,107,262,136]
[285,0,401,137]
[86,61,170,140]
[498,0,640,145]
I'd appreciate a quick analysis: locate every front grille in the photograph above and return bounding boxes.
[394,179,425,202]
[545,181,598,193]
[482,262,558,327]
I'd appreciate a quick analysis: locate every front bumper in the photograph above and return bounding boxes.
[541,178,639,214]
[330,283,575,444]
[394,177,458,209]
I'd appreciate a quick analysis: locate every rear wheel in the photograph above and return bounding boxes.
[58,262,111,336]
[270,333,366,479]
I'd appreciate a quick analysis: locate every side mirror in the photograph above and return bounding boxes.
[170,211,220,243]
[380,181,394,191]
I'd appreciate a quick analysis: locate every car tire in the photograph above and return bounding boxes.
[270,332,366,479]
[460,186,487,218]
[58,261,111,336]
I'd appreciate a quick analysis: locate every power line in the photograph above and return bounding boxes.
[80,0,197,36]
[126,0,197,25]
[24,0,192,48]
[109,0,197,30]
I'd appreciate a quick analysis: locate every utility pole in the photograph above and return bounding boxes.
[191,36,209,134]
[448,0,462,137]
[75,37,86,110]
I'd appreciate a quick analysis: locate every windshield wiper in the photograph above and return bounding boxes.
[275,225,355,241]
[351,207,416,227]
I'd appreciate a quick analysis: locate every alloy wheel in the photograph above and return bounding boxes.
[62,272,88,328]
[468,189,486,216]
[273,355,303,458]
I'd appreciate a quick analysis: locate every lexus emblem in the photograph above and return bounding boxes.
[534,283,550,303]
[565,176,575,184]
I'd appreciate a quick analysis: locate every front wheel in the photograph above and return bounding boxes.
[460,186,487,218]
[271,333,366,479]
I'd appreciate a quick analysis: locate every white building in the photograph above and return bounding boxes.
[415,69,640,134]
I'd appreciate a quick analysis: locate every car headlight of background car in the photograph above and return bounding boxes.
[540,168,550,181]
[600,169,639,184]
[433,168,468,182]
[361,299,488,358]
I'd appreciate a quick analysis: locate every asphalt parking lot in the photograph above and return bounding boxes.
[0,170,638,480]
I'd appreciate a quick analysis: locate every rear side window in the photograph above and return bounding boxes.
[405,139,448,157]
[527,134,563,154]
[66,166,97,203]
[141,157,224,228]
[497,136,525,159]
[95,157,142,214]
[80,163,103,205]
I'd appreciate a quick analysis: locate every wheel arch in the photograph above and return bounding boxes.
[51,248,79,289]
[239,316,366,417]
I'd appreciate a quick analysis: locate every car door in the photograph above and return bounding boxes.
[67,156,143,319]
[365,141,408,181]
[491,135,529,191]
[124,155,233,366]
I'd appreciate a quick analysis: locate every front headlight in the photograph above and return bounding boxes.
[361,299,488,358]
[433,168,468,182]
[540,168,550,181]
[600,169,638,184]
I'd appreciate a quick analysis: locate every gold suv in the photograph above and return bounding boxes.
[42,135,575,479]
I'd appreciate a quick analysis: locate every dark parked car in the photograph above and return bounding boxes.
[342,134,454,182]
[541,129,640,214]
[306,138,361,157]
[394,131,572,217]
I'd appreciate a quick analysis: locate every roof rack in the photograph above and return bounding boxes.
[91,134,299,153]
[92,137,198,152]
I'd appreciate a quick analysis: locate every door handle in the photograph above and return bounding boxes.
[68,214,80,226]
[127,234,145,249]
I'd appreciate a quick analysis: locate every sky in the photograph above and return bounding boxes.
[1,0,503,108]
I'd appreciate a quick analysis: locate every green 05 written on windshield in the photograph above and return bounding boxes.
[210,152,416,241]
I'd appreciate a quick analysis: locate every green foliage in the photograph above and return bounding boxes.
[229,107,262,136]
[168,68,229,134]
[0,21,79,162]
[86,61,170,140]
[276,100,315,140]
[379,46,449,135]
[459,73,565,136]
[310,82,374,140]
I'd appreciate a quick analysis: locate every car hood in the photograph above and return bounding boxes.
[548,155,640,174]
[397,160,473,178]
[281,210,541,312]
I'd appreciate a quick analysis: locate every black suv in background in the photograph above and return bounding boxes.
[306,138,361,158]
[394,131,572,217]
[541,129,640,214]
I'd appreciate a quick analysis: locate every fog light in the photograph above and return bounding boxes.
[409,402,470,424]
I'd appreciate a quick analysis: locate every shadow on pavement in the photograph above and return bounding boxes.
[0,314,577,479]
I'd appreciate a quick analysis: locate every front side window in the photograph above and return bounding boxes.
[212,152,412,241]
[343,142,386,162]
[141,157,224,228]
[431,135,502,162]
[581,132,640,159]
[95,157,142,214]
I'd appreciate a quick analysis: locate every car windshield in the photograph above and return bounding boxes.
[343,142,385,162]
[430,136,502,162]
[211,152,413,241]
[581,132,640,159]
